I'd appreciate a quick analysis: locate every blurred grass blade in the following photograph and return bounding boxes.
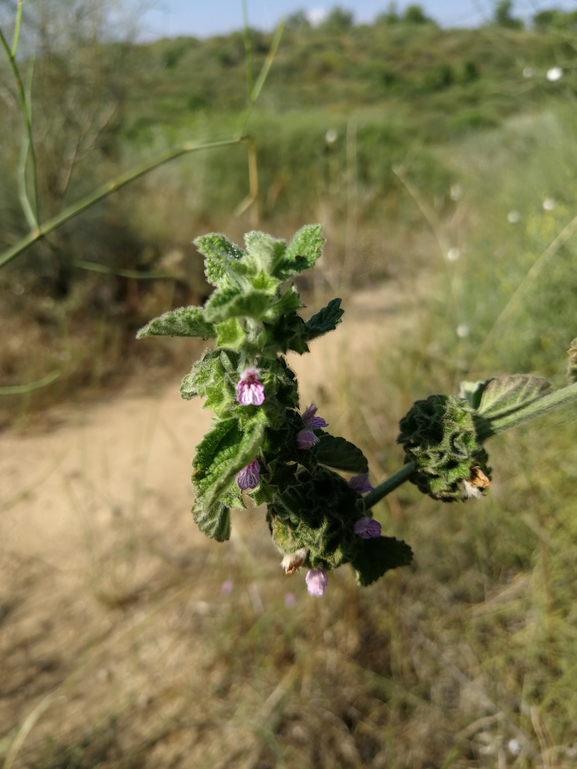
[0,370,60,396]
[74,261,172,280]
[10,0,24,56]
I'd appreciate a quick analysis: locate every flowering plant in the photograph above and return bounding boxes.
[138,225,577,596]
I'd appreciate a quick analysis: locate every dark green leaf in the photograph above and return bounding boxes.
[192,498,231,542]
[315,434,369,474]
[263,285,305,322]
[305,298,344,340]
[477,374,552,420]
[352,536,413,587]
[136,306,216,339]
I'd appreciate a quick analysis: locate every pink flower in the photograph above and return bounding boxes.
[349,474,374,494]
[353,517,382,539]
[237,459,260,490]
[305,569,328,596]
[236,368,265,406]
[301,403,329,430]
[221,580,234,595]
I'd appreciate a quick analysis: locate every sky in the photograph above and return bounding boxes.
[139,1,577,40]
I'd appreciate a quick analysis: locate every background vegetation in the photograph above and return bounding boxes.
[2,2,577,767]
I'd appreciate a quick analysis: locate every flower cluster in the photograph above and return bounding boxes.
[296,403,328,450]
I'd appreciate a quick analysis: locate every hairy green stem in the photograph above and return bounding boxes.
[0,137,242,270]
[478,381,577,439]
[362,462,416,512]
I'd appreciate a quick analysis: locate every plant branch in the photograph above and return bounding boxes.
[0,136,244,270]
[11,0,23,56]
[241,0,254,99]
[0,370,60,396]
[362,462,416,512]
[0,25,40,226]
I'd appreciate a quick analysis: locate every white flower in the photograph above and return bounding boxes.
[523,67,534,78]
[507,210,521,224]
[543,198,555,211]
[447,247,461,262]
[456,323,470,339]
[546,67,563,82]
[325,128,338,145]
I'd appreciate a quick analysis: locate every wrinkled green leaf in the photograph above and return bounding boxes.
[195,234,246,289]
[136,306,216,340]
[192,498,231,542]
[193,417,266,509]
[180,350,223,400]
[273,224,325,280]
[353,536,413,587]
[315,434,369,474]
[215,318,247,349]
[305,298,344,340]
[459,379,492,410]
[244,231,287,275]
[263,285,305,322]
[478,375,552,420]
[204,287,272,323]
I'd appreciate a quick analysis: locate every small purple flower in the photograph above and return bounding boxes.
[305,569,328,596]
[221,580,234,595]
[296,429,318,450]
[236,368,265,406]
[353,517,382,539]
[297,404,328,450]
[284,592,297,608]
[349,474,374,494]
[237,459,260,490]
[301,403,329,430]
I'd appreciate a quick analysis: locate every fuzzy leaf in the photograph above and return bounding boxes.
[195,234,246,289]
[215,318,247,349]
[244,231,287,275]
[315,434,369,474]
[180,350,223,400]
[192,498,231,542]
[477,375,552,420]
[459,380,492,410]
[193,416,266,509]
[353,536,413,587]
[273,224,325,280]
[204,287,272,323]
[263,285,305,322]
[305,298,344,340]
[136,306,216,339]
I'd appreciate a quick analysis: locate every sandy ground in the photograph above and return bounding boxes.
[0,280,424,767]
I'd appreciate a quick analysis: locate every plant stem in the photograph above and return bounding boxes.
[478,381,577,439]
[0,137,242,270]
[362,462,416,512]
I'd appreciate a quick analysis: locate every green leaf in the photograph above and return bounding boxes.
[251,270,279,294]
[305,298,344,340]
[273,224,325,280]
[194,234,247,289]
[204,287,272,323]
[136,306,216,339]
[477,375,552,420]
[180,350,223,400]
[263,285,305,322]
[192,498,231,542]
[459,379,492,410]
[215,318,247,349]
[193,417,266,509]
[315,434,369,474]
[244,231,287,275]
[352,536,413,587]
